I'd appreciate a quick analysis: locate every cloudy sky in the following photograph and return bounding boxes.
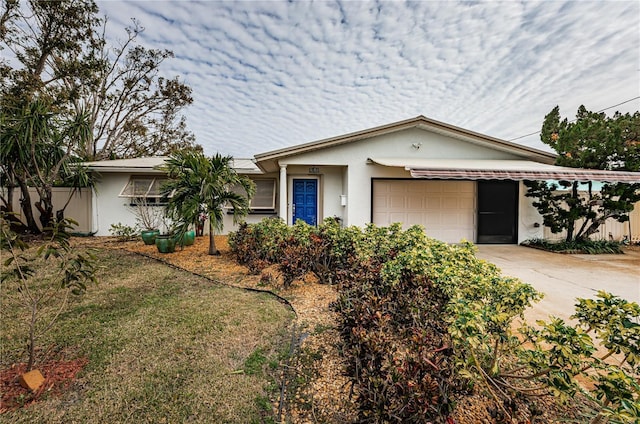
[96,0,640,158]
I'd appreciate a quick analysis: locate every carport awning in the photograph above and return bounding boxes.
[368,158,640,183]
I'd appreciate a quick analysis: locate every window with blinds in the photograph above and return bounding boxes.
[231,178,276,210]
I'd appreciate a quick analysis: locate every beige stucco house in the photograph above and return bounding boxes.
[84,116,640,243]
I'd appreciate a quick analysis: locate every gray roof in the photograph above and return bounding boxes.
[83,157,262,174]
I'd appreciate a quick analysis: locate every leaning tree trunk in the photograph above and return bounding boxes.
[565,219,575,242]
[581,216,610,240]
[34,185,54,230]
[16,178,41,234]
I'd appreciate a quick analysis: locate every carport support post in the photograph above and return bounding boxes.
[279,164,288,223]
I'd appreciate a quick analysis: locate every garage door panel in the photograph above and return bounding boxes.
[460,213,475,226]
[426,214,442,226]
[425,198,441,209]
[373,196,388,208]
[407,184,424,193]
[454,181,474,192]
[372,212,388,223]
[460,198,474,209]
[407,212,426,224]
[376,181,391,192]
[442,213,462,226]
[442,197,460,209]
[389,212,407,223]
[389,196,406,208]
[373,180,475,243]
[408,197,424,209]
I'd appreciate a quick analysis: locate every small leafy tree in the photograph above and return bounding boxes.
[161,150,255,255]
[525,106,640,241]
[0,213,97,371]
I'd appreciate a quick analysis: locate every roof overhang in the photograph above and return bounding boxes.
[369,158,640,183]
[82,157,262,175]
[83,157,168,174]
[254,115,557,173]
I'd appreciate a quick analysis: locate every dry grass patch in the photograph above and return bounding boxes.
[1,248,294,423]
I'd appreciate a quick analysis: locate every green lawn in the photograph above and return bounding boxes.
[1,248,294,423]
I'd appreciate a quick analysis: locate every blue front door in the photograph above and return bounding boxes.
[293,179,317,225]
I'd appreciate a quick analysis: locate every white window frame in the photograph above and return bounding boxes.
[228,178,277,211]
[119,176,168,203]
[249,178,277,210]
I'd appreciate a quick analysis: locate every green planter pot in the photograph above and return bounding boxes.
[155,235,176,253]
[181,230,196,246]
[141,229,160,245]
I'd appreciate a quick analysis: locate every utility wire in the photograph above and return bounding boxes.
[508,96,640,142]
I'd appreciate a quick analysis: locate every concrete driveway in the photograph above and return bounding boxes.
[475,245,640,322]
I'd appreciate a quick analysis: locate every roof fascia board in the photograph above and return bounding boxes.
[414,120,555,163]
[85,166,165,174]
[86,165,261,175]
[86,166,260,175]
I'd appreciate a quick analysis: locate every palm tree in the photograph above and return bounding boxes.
[1,98,93,233]
[161,150,255,255]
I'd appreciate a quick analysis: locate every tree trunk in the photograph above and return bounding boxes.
[2,185,15,212]
[565,182,579,242]
[27,300,38,372]
[573,182,595,241]
[35,195,54,230]
[16,178,41,234]
[582,217,607,240]
[565,219,575,242]
[208,220,219,255]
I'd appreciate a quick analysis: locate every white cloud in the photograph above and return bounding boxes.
[94,0,640,157]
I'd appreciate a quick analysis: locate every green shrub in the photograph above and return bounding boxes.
[229,217,362,287]
[228,217,289,273]
[109,222,139,242]
[279,218,363,287]
[336,226,639,422]
[332,232,461,421]
[522,238,623,254]
[230,220,640,422]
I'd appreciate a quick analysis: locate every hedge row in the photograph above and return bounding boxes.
[229,218,640,423]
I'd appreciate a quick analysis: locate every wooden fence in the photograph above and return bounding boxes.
[543,200,640,243]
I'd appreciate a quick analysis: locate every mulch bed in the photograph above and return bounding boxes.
[0,356,88,413]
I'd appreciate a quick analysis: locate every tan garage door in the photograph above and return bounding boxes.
[372,180,476,243]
